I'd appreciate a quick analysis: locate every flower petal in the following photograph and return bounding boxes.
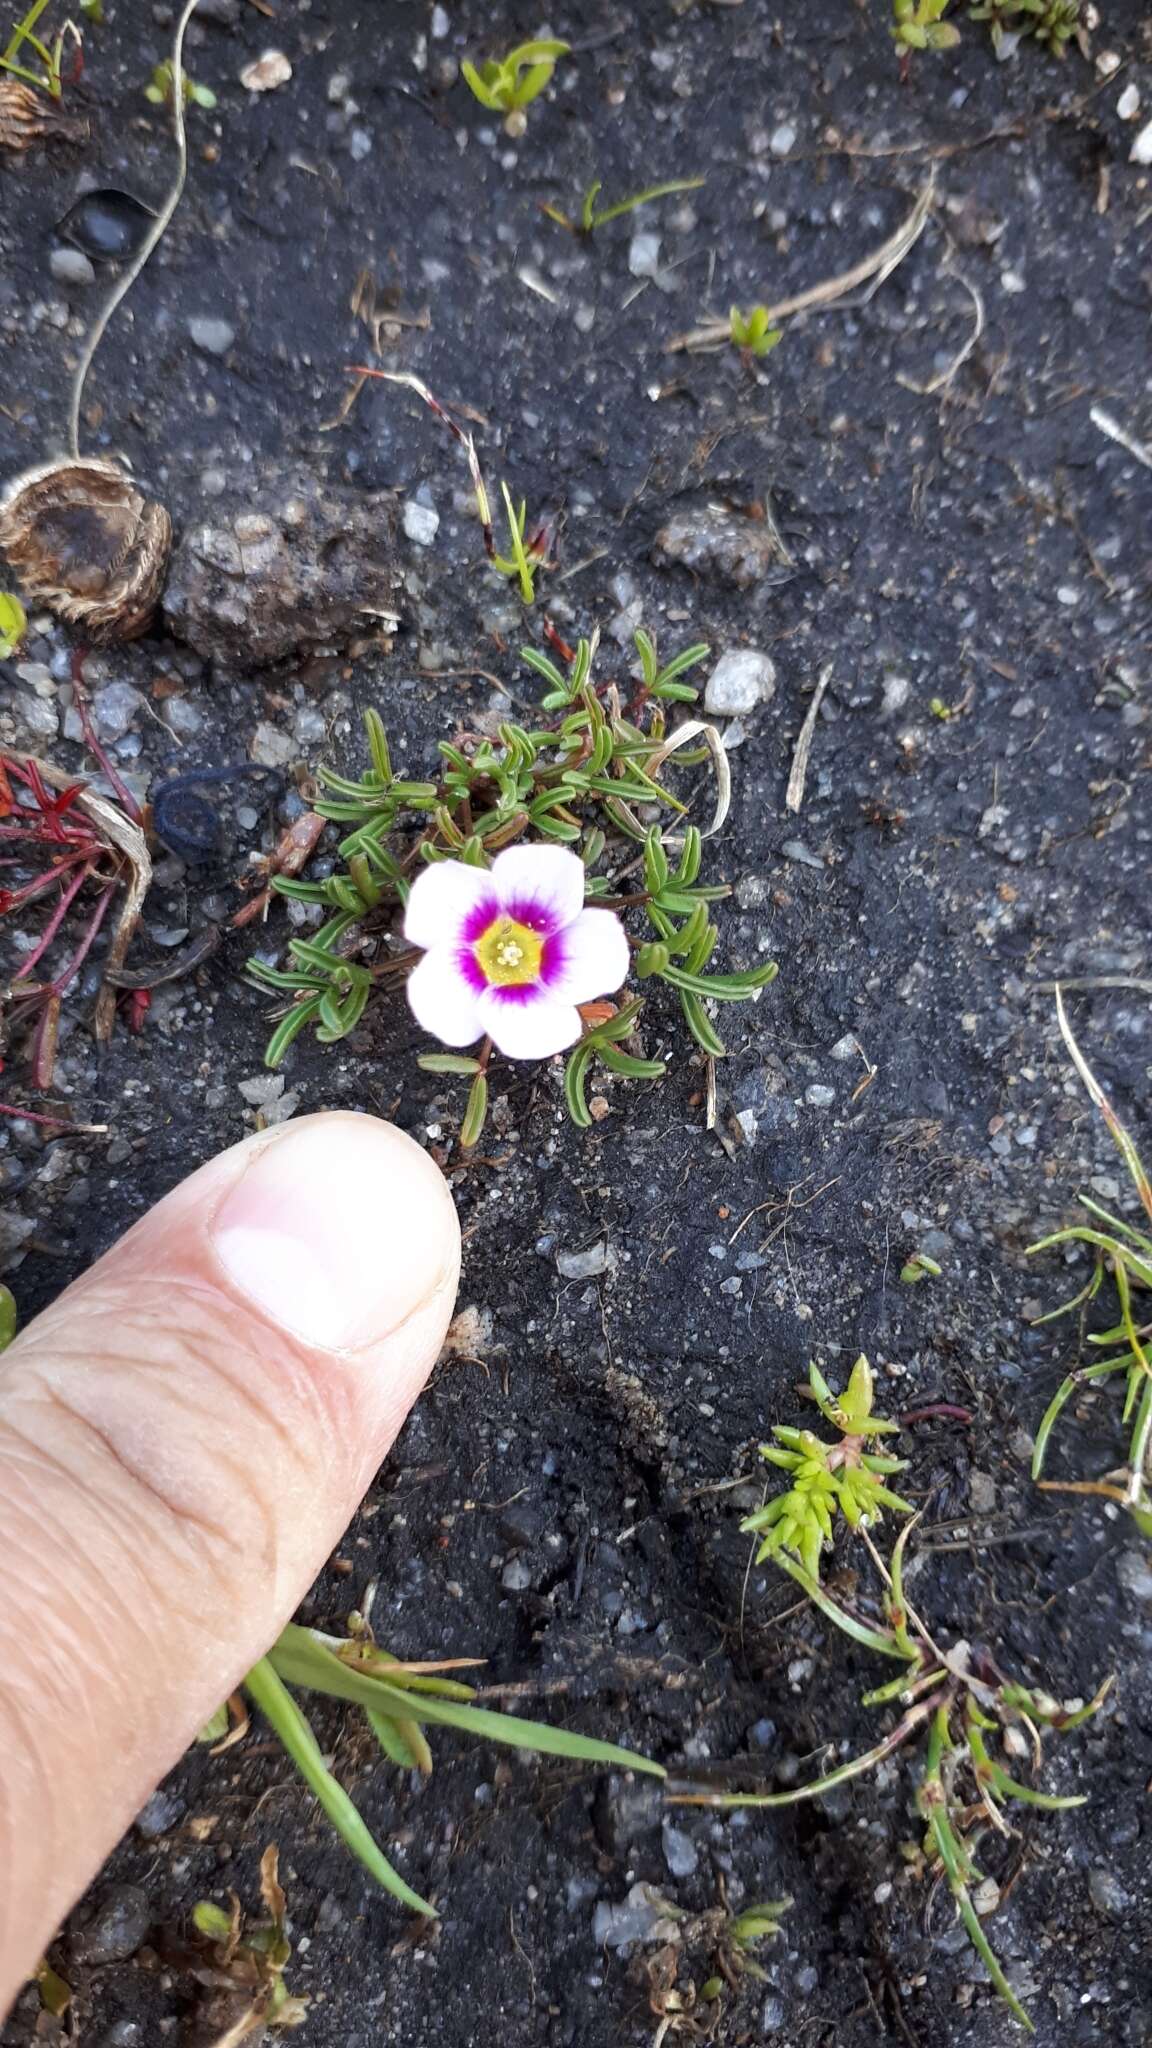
[404,861,497,950]
[478,985,582,1061]
[543,907,630,1004]
[491,844,586,932]
[406,944,485,1048]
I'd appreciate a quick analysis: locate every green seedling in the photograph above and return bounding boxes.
[0,592,27,659]
[461,38,569,136]
[190,1846,308,2037]
[728,305,783,359]
[0,0,78,97]
[892,0,961,59]
[969,0,1080,55]
[249,628,777,1150]
[0,1285,16,1350]
[1027,991,1152,1536]
[901,1250,942,1284]
[541,175,705,236]
[488,480,550,604]
[145,56,216,108]
[238,1621,662,1913]
[678,1462,1111,2031]
[742,1356,913,1581]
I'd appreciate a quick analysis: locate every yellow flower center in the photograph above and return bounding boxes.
[474,915,544,987]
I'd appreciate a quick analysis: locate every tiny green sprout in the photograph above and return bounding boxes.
[461,38,569,137]
[728,305,783,359]
[78,0,101,19]
[541,175,705,236]
[488,481,550,604]
[901,1250,942,1284]
[191,1847,308,2035]
[0,1287,15,1352]
[729,1899,792,1950]
[970,0,1080,55]
[891,0,962,55]
[929,696,953,720]
[1027,992,1152,1534]
[0,592,26,660]
[0,0,77,97]
[145,57,216,109]
[743,1356,913,1580]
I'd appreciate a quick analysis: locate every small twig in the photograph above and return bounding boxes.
[666,180,935,353]
[896,266,985,398]
[1090,405,1152,474]
[69,0,201,457]
[785,662,832,814]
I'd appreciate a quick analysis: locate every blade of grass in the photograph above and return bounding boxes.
[268,1626,664,1776]
[243,1657,436,1915]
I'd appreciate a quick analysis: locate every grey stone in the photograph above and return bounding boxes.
[781,840,825,869]
[501,1556,534,1592]
[592,1883,670,1951]
[163,694,205,738]
[249,722,295,769]
[92,681,145,742]
[15,691,58,738]
[968,1470,997,1514]
[238,1073,286,1107]
[402,500,440,547]
[49,246,96,288]
[805,1084,835,1108]
[704,649,777,716]
[134,1788,184,1839]
[188,315,236,356]
[556,1240,610,1280]
[749,1717,778,1751]
[71,1884,151,1965]
[653,507,790,591]
[661,1820,698,1878]
[628,231,662,278]
[769,122,796,156]
[761,1993,787,2032]
[163,467,399,668]
[1088,1866,1130,1916]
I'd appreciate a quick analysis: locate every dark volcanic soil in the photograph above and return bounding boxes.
[2,2,1152,2045]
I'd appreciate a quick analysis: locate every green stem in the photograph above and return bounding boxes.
[243,1657,436,1915]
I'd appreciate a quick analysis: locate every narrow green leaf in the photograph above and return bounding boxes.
[459,1070,489,1150]
[418,1053,483,1075]
[680,989,725,1057]
[564,1044,594,1128]
[243,1657,436,1915]
[599,1047,666,1080]
[268,1628,664,1776]
[265,997,323,1068]
[367,1708,434,1776]
[662,960,780,1001]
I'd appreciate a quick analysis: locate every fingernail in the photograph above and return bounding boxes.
[211,1115,455,1352]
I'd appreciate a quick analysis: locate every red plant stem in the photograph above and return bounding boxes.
[70,650,143,824]
[48,881,116,996]
[898,1405,974,1428]
[0,1103,97,1130]
[11,861,93,981]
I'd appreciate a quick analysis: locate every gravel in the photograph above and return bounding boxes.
[704,649,777,716]
[188,315,237,356]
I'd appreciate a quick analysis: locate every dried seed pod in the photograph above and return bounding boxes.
[0,457,172,640]
[0,79,85,155]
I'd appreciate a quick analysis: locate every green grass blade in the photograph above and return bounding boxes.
[267,1628,663,1776]
[243,1658,436,1915]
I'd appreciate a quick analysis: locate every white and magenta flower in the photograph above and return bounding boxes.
[404,845,630,1060]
